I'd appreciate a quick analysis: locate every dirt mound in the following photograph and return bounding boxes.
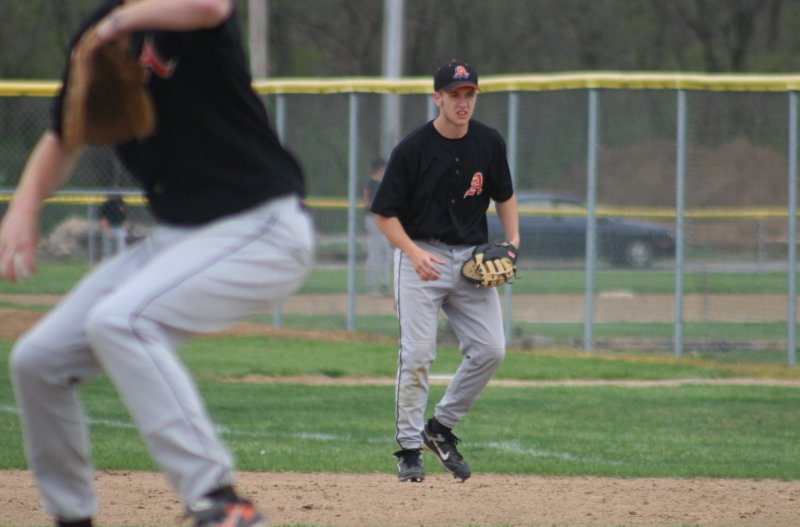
[554,137,789,207]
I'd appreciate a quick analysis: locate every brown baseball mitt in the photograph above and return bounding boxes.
[62,29,156,151]
[461,241,518,288]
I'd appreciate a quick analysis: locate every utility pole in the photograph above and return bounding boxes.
[381,0,404,159]
[248,0,269,78]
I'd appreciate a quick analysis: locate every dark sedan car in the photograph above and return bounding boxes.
[488,193,675,268]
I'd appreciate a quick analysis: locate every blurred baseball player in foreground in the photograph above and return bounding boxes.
[1,1,313,526]
[371,60,520,482]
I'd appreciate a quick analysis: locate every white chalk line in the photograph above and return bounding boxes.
[0,404,605,464]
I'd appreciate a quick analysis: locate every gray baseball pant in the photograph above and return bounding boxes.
[394,241,506,449]
[10,195,313,521]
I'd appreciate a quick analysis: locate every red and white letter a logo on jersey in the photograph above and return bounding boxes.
[463,172,484,198]
[139,37,177,80]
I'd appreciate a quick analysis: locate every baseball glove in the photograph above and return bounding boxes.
[461,241,518,288]
[62,29,156,151]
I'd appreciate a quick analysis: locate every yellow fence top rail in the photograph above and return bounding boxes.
[0,81,60,97]
[5,72,800,97]
[0,193,793,220]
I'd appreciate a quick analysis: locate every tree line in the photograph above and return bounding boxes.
[1,0,798,80]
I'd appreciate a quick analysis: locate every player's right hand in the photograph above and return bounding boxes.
[409,248,444,281]
[0,208,39,282]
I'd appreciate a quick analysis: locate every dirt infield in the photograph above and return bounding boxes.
[2,470,800,527]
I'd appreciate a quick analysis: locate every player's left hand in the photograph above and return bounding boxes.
[461,241,517,288]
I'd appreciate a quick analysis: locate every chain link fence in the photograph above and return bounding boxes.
[1,74,799,364]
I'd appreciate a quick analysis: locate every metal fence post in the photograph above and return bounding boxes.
[757,219,766,275]
[87,203,96,264]
[584,89,599,353]
[788,91,798,367]
[346,93,360,332]
[504,92,519,343]
[674,90,687,358]
[273,94,286,327]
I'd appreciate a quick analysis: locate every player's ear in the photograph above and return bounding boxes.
[432,90,443,108]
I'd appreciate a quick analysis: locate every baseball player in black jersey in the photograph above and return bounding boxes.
[371,60,520,482]
[0,2,313,526]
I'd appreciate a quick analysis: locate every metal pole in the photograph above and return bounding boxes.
[673,90,687,358]
[757,218,766,276]
[273,94,286,327]
[247,0,269,79]
[504,92,519,343]
[584,89,599,353]
[346,93,360,332]
[87,204,95,264]
[788,91,798,367]
[380,0,404,159]
[275,94,286,139]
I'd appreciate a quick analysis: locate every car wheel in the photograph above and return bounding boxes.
[621,239,654,268]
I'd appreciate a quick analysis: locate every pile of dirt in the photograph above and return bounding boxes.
[553,137,789,207]
[39,217,93,258]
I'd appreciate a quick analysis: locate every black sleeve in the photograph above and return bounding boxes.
[369,146,413,218]
[489,130,514,203]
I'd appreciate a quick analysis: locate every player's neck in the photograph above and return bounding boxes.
[433,115,469,139]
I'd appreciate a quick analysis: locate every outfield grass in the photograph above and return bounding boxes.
[0,261,795,296]
[0,261,90,295]
[1,260,799,525]
[2,337,799,481]
[298,267,797,295]
[2,261,796,352]
[250,312,800,353]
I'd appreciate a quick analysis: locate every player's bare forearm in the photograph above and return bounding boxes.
[374,214,443,281]
[495,194,520,249]
[0,131,76,281]
[374,215,413,254]
[96,0,233,41]
[8,132,77,216]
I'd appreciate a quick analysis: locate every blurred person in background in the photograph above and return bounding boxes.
[99,192,130,259]
[363,158,393,297]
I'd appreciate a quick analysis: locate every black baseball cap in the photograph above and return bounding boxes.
[433,60,479,92]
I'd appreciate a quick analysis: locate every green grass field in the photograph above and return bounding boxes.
[2,261,799,353]
[2,336,799,480]
[0,261,795,296]
[2,335,799,527]
[1,262,799,526]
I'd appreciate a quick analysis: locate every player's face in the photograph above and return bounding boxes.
[434,87,477,133]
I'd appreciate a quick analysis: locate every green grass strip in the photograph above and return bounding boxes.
[0,261,796,295]
[1,339,799,480]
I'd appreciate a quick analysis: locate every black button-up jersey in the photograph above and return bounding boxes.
[52,0,305,226]
[370,120,514,246]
